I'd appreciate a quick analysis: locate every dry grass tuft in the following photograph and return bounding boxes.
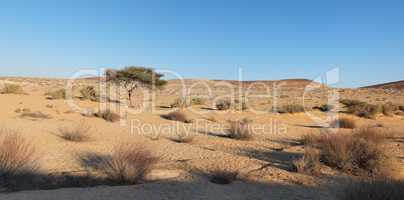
[337,179,404,200]
[170,98,190,108]
[381,103,399,116]
[45,89,66,99]
[80,86,99,102]
[0,132,38,189]
[278,104,305,113]
[340,99,381,118]
[94,110,120,122]
[162,111,193,123]
[226,118,254,140]
[330,118,356,129]
[216,100,232,110]
[301,128,393,177]
[292,147,321,175]
[191,97,207,105]
[79,143,158,184]
[0,84,25,94]
[58,123,91,142]
[20,111,51,119]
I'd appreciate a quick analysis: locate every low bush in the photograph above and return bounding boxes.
[58,123,91,142]
[80,86,99,102]
[330,118,356,129]
[302,128,392,177]
[340,99,381,118]
[337,179,404,200]
[79,143,158,184]
[162,111,193,123]
[20,111,51,119]
[226,119,254,140]
[399,105,404,111]
[170,98,190,108]
[278,104,305,113]
[0,133,38,190]
[46,89,66,99]
[315,104,334,112]
[0,84,24,94]
[191,97,206,105]
[381,103,399,116]
[292,148,321,175]
[216,100,232,111]
[94,110,120,122]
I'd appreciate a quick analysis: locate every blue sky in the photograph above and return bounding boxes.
[0,0,403,87]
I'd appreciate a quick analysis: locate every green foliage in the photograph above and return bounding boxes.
[106,67,167,89]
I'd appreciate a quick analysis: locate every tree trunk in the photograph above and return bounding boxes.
[128,91,133,107]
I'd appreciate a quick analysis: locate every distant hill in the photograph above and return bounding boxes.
[362,80,404,90]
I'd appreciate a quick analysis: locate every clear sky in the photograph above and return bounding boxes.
[0,0,403,87]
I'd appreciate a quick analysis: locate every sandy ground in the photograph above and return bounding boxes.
[0,77,403,200]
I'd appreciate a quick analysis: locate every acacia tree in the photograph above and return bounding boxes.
[106,66,167,107]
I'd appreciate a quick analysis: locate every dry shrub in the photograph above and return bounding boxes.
[337,179,404,200]
[226,119,254,140]
[208,169,238,185]
[381,103,399,116]
[340,99,381,118]
[292,148,321,175]
[46,89,66,99]
[278,104,305,113]
[80,86,99,102]
[0,84,24,94]
[59,123,91,142]
[0,133,38,189]
[170,98,190,108]
[191,97,206,105]
[315,104,334,112]
[94,110,120,122]
[399,105,404,112]
[330,118,356,129]
[20,111,51,119]
[79,143,158,184]
[216,100,232,111]
[303,128,392,177]
[162,111,193,123]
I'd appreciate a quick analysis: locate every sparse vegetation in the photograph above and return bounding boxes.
[94,110,120,122]
[216,100,232,110]
[162,111,193,123]
[278,104,305,113]
[170,97,190,108]
[80,86,99,102]
[301,128,393,177]
[20,111,51,119]
[315,104,334,112]
[340,99,381,118]
[226,119,254,140]
[330,118,356,129]
[292,147,321,175]
[381,102,399,116]
[0,84,24,94]
[0,133,38,190]
[337,179,404,200]
[191,97,206,105]
[79,143,158,184]
[58,123,91,142]
[45,89,66,99]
